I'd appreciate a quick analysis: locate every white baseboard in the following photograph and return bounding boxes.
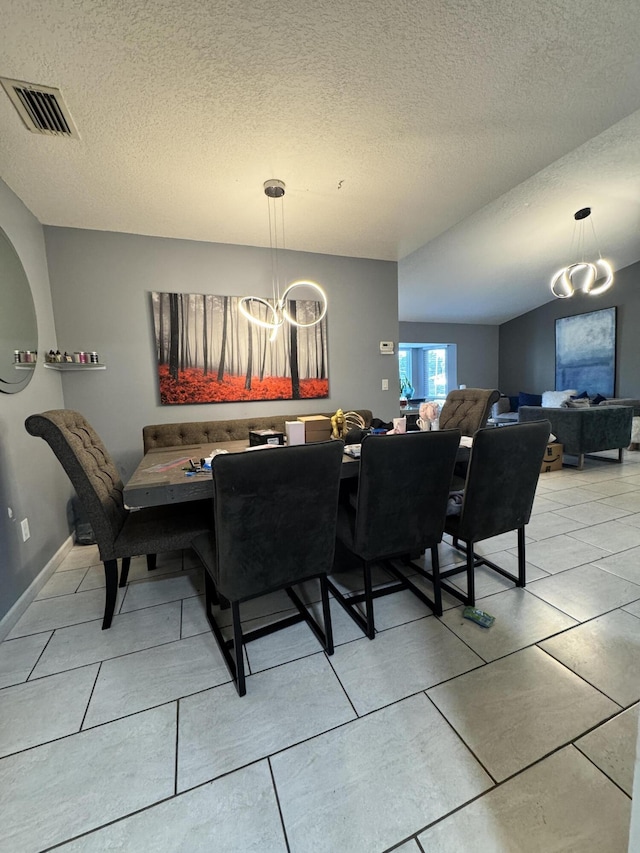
[0,535,74,642]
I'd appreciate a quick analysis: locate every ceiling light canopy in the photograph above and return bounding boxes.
[550,207,614,299]
[239,180,327,341]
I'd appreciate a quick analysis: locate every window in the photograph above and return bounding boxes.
[398,349,412,396]
[423,347,448,398]
[398,343,457,401]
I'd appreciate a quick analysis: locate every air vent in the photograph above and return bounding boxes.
[0,77,79,138]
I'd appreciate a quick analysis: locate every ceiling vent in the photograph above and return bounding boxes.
[0,77,79,138]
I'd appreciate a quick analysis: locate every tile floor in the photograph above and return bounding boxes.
[1,450,639,852]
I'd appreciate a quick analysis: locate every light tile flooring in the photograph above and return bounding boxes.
[1,451,639,852]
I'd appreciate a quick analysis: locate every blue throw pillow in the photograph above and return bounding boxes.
[575,390,589,399]
[508,395,519,412]
[592,394,607,405]
[518,391,542,407]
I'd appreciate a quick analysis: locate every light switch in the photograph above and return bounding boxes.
[382,379,389,390]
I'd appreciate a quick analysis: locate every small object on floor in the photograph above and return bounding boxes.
[446,489,464,516]
[463,606,495,628]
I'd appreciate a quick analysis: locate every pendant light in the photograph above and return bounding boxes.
[239,179,328,341]
[550,207,614,299]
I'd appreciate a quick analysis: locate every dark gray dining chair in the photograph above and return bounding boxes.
[25,410,210,629]
[439,420,551,605]
[328,429,461,639]
[191,439,344,696]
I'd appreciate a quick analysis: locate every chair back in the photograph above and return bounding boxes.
[25,410,127,558]
[211,440,344,600]
[455,420,550,544]
[351,430,461,562]
[439,388,500,436]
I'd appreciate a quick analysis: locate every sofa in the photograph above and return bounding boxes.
[142,409,373,452]
[518,404,633,469]
[606,399,640,450]
[488,392,541,425]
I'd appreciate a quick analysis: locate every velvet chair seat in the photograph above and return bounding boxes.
[192,440,344,696]
[329,429,461,639]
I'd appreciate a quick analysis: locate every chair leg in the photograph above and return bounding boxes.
[327,560,375,640]
[102,559,119,629]
[320,575,334,654]
[517,527,526,587]
[363,562,375,639]
[472,527,527,590]
[231,601,246,697]
[285,580,335,654]
[119,557,131,587]
[203,572,245,695]
[430,545,443,616]
[466,544,475,607]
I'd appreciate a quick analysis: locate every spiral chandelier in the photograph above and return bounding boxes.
[239,179,328,341]
[550,207,614,299]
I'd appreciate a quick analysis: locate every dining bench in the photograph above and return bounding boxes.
[142,409,373,452]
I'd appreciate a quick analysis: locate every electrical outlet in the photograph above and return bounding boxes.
[21,518,30,542]
[382,379,389,390]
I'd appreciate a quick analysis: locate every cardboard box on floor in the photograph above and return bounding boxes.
[540,441,563,473]
[297,415,332,443]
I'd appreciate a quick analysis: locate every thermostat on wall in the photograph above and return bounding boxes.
[379,341,394,355]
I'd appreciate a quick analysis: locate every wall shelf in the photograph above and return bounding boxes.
[43,362,106,371]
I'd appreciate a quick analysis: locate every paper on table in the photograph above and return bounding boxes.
[146,456,192,473]
[459,436,473,448]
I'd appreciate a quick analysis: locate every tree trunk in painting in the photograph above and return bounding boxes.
[184,294,192,368]
[319,320,326,379]
[259,319,267,381]
[245,320,253,390]
[289,299,300,399]
[169,293,179,380]
[217,295,228,382]
[202,293,209,376]
[179,294,186,371]
[158,294,165,364]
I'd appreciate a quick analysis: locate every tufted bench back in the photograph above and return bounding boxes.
[142,410,373,453]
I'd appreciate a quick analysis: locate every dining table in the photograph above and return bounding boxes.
[123,439,360,509]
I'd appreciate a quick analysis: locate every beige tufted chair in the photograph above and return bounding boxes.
[439,388,500,437]
[26,410,210,629]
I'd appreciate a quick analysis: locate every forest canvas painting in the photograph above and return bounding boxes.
[151,291,329,404]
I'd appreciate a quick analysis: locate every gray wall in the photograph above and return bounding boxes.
[0,181,70,623]
[499,260,640,397]
[399,321,499,390]
[43,227,399,480]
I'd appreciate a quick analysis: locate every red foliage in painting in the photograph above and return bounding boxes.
[158,366,329,405]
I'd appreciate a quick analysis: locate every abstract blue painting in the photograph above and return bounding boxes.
[555,307,616,396]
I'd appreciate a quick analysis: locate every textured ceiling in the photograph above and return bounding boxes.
[2,0,640,324]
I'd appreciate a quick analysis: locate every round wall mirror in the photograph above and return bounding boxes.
[0,225,38,393]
